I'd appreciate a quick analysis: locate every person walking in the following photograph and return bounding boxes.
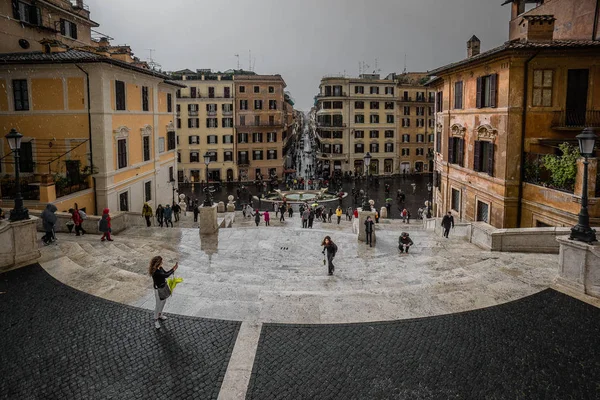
[353,208,359,219]
[99,208,113,242]
[375,210,379,223]
[279,203,286,222]
[328,208,333,223]
[71,206,85,236]
[336,206,343,224]
[346,207,352,221]
[385,202,392,217]
[264,210,270,226]
[441,211,455,238]
[274,202,279,218]
[308,208,315,228]
[41,204,58,245]
[163,204,173,228]
[173,202,181,222]
[288,205,293,218]
[399,232,414,253]
[156,205,164,227]
[253,210,262,227]
[193,202,200,223]
[321,236,338,276]
[364,216,374,247]
[149,255,178,330]
[142,203,153,227]
[402,208,408,223]
[411,182,416,194]
[302,208,309,228]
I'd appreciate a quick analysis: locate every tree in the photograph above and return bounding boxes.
[542,143,579,191]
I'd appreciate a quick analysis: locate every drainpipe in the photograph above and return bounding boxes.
[75,64,97,216]
[516,52,540,227]
[594,0,600,40]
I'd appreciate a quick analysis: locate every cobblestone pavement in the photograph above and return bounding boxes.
[246,289,600,400]
[0,264,240,400]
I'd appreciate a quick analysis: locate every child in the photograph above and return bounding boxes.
[99,208,113,241]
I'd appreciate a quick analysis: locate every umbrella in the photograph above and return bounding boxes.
[312,203,319,208]
[385,198,393,203]
[167,274,184,293]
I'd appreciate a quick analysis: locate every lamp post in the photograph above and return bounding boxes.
[5,128,29,221]
[570,128,597,243]
[362,152,372,211]
[203,151,213,207]
[169,179,176,205]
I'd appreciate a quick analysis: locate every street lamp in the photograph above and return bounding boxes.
[570,128,597,243]
[5,128,29,221]
[203,151,213,207]
[362,152,371,211]
[169,179,176,205]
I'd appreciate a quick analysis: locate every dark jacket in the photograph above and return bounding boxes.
[156,206,164,218]
[308,210,314,220]
[99,209,111,233]
[172,204,181,213]
[441,215,455,229]
[323,242,338,258]
[41,204,58,231]
[399,235,414,246]
[152,266,175,289]
[254,211,262,222]
[163,206,173,220]
[364,219,374,233]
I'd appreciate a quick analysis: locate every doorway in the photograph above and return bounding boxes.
[227,168,234,182]
[400,162,411,174]
[566,69,589,127]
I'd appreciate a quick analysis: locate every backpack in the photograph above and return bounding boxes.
[79,210,87,220]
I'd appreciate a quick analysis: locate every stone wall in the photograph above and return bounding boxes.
[29,210,146,235]
[423,217,598,254]
[0,217,41,272]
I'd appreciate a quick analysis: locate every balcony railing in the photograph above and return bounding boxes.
[551,110,600,129]
[1,179,40,200]
[235,122,284,128]
[222,110,233,116]
[56,181,90,199]
[317,92,347,98]
[317,123,347,128]
[238,160,250,166]
[188,110,199,116]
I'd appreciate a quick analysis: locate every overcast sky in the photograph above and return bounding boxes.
[87,0,510,110]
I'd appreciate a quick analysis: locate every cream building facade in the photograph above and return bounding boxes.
[315,73,435,178]
[173,70,236,183]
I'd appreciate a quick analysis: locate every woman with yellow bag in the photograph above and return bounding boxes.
[149,256,178,330]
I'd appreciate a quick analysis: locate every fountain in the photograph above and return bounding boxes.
[262,188,346,205]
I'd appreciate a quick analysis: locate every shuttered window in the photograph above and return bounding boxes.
[142,86,149,111]
[454,81,463,109]
[143,136,151,161]
[448,137,464,166]
[60,19,78,39]
[476,74,497,108]
[117,139,127,169]
[115,81,126,110]
[473,140,494,176]
[167,131,176,151]
[12,79,29,111]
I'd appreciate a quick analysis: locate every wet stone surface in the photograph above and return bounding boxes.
[0,264,240,400]
[246,289,600,400]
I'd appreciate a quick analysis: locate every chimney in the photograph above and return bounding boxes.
[521,15,555,41]
[467,35,481,58]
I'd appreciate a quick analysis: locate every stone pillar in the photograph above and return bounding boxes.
[574,157,597,198]
[217,201,225,213]
[357,209,376,243]
[556,236,600,298]
[199,204,218,235]
[0,217,41,272]
[226,195,236,212]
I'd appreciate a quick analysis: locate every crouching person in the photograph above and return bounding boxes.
[398,232,414,253]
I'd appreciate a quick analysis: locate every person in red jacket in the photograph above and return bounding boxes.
[71,206,85,236]
[99,208,112,241]
[353,209,359,219]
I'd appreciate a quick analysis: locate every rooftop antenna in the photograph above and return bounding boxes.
[403,54,407,74]
[252,57,256,72]
[234,54,240,70]
[145,48,161,71]
[249,50,252,71]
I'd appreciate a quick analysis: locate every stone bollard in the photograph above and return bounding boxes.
[380,206,387,219]
[199,204,218,235]
[556,236,600,298]
[217,201,225,213]
[227,195,235,212]
[357,209,376,243]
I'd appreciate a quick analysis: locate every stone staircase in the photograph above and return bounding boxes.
[36,218,557,324]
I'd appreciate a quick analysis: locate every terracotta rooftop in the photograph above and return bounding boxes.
[0,49,179,85]
[428,39,600,76]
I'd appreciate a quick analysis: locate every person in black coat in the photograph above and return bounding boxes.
[441,211,455,238]
[364,216,375,247]
[321,236,338,275]
[149,256,178,329]
[399,232,414,253]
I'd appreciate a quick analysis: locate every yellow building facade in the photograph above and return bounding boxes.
[172,70,237,183]
[0,0,180,214]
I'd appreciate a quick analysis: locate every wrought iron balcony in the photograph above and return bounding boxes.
[207,110,217,116]
[551,110,600,129]
[188,110,199,116]
[237,160,250,166]
[316,92,347,98]
[317,122,347,128]
[235,122,284,128]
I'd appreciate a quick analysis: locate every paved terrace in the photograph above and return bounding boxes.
[1,215,599,399]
